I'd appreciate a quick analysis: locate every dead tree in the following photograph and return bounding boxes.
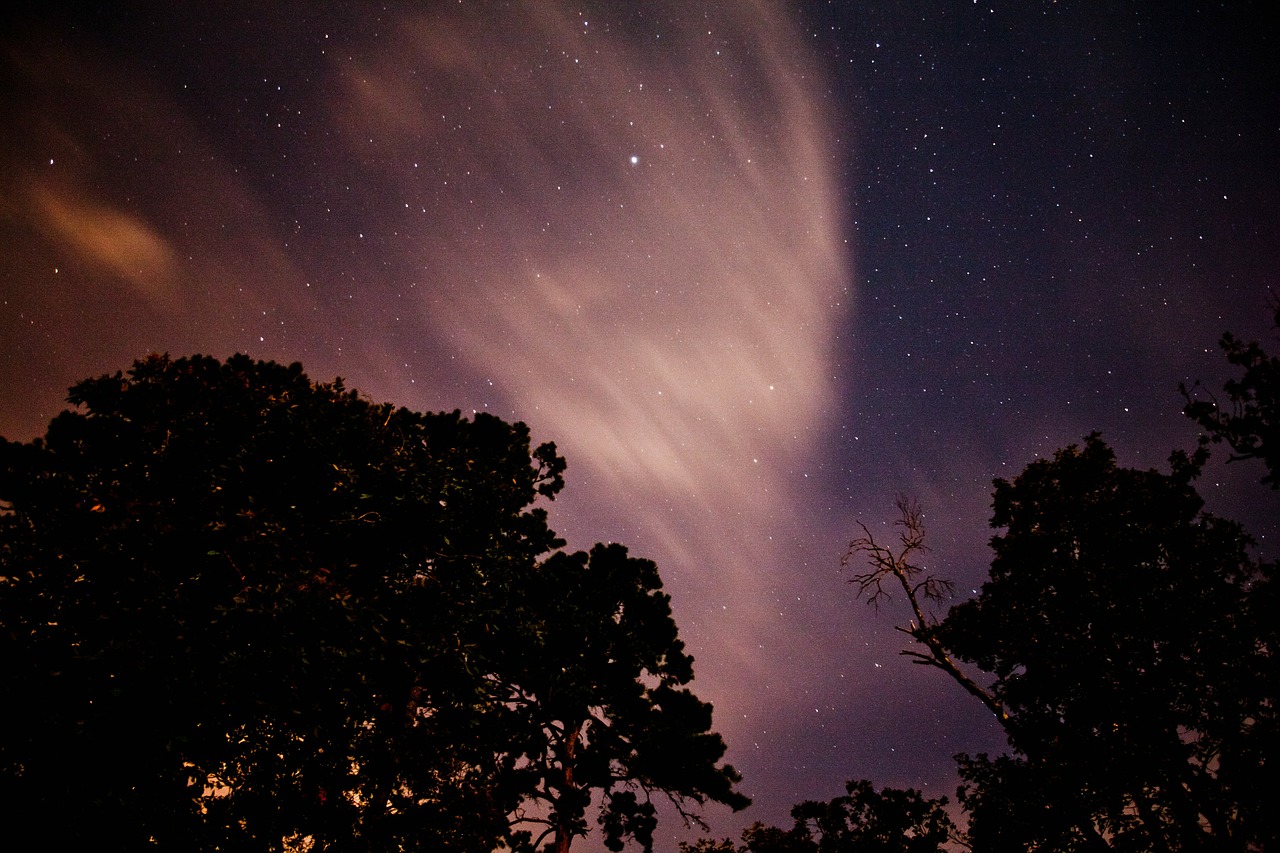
[842,496,1007,724]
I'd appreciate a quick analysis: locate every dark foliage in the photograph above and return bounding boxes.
[0,353,745,852]
[681,779,954,853]
[1182,301,1280,487]
[936,435,1275,851]
[842,307,1280,851]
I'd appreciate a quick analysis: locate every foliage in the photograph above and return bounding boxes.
[681,779,954,853]
[842,309,1280,850]
[1182,301,1280,487]
[849,438,1275,850]
[933,436,1274,851]
[0,353,745,852]
[499,543,749,852]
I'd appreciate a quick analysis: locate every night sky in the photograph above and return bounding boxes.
[2,1,1277,848]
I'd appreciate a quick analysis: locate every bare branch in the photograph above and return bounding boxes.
[843,496,944,615]
[845,497,1009,725]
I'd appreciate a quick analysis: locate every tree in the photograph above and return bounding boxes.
[842,496,1004,725]
[1182,301,1280,487]
[0,353,745,852]
[849,437,1274,851]
[681,779,954,853]
[950,436,1275,852]
[1178,303,1280,847]
[844,306,1280,850]
[492,542,749,852]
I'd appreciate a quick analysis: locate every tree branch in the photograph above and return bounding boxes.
[845,496,1008,724]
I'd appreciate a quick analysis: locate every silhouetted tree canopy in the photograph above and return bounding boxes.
[945,435,1274,850]
[840,303,1280,850]
[0,353,746,852]
[1182,302,1280,487]
[681,779,954,853]
[847,436,1275,851]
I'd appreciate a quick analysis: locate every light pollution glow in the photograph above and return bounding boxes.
[1,0,853,840]
[304,1,854,727]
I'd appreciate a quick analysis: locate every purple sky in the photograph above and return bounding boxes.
[2,2,1276,848]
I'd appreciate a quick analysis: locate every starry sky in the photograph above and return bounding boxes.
[2,1,1277,848]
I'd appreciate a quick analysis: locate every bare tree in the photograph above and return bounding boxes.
[842,496,1007,724]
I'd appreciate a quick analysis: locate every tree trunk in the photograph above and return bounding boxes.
[551,723,582,853]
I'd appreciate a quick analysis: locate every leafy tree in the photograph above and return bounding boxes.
[681,840,742,853]
[849,438,1274,851]
[942,438,1263,850]
[681,780,954,853]
[490,542,749,852]
[1182,301,1280,487]
[788,780,955,853]
[845,307,1280,850]
[0,353,745,852]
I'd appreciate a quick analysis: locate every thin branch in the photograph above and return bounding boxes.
[845,496,1008,724]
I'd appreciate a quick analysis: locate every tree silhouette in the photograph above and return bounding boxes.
[0,353,745,852]
[1182,300,1280,487]
[849,437,1274,850]
[681,779,954,853]
[843,496,1003,725]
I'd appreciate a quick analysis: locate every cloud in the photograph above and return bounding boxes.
[1,2,854,791]
[26,183,181,308]
[320,0,851,685]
